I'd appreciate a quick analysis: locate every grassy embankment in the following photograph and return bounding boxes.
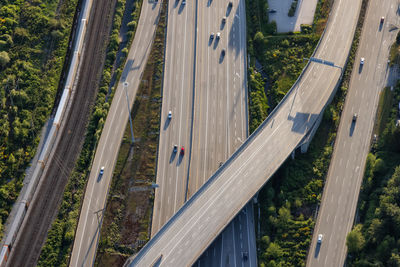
[245,0,370,265]
[94,1,167,266]
[37,0,143,265]
[0,0,78,239]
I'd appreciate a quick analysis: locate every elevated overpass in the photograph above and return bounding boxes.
[125,0,362,265]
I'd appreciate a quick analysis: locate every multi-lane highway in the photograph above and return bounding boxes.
[307,0,399,265]
[151,0,196,234]
[126,0,362,265]
[69,1,162,266]
[151,0,256,265]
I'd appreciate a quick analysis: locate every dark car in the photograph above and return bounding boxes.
[242,251,248,261]
[380,16,384,24]
[173,145,178,153]
[269,9,277,13]
[180,146,185,155]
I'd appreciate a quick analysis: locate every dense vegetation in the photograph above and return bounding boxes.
[245,0,370,265]
[246,0,323,132]
[0,0,78,238]
[37,0,142,265]
[346,82,400,266]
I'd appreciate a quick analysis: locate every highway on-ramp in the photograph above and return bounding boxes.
[126,0,362,265]
[307,0,399,266]
[69,1,162,266]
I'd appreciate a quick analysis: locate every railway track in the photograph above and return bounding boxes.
[6,0,117,266]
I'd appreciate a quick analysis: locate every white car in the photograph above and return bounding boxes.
[168,110,172,119]
[360,57,365,65]
[216,32,221,39]
[100,166,105,175]
[317,234,324,243]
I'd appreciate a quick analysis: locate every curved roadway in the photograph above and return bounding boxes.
[126,0,362,265]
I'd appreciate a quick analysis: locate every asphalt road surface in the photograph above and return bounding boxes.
[5,0,116,266]
[69,1,162,266]
[151,0,196,235]
[126,0,362,265]
[307,0,399,266]
[151,0,256,265]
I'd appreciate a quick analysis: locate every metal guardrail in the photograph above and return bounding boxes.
[125,0,349,265]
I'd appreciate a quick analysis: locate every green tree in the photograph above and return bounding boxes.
[0,51,10,67]
[346,224,365,254]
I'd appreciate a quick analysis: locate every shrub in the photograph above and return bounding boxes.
[0,51,10,67]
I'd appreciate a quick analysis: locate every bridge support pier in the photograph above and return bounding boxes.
[299,112,324,153]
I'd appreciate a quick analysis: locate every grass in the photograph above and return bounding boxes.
[94,1,167,266]
[374,87,394,136]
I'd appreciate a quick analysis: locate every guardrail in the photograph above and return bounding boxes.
[0,0,94,266]
[125,0,348,265]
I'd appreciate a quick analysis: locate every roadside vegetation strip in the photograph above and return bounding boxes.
[346,81,400,265]
[245,0,369,265]
[0,0,78,239]
[37,0,143,266]
[95,1,167,265]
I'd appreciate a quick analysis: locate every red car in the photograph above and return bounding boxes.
[180,147,185,155]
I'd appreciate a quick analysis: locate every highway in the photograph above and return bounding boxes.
[126,0,362,265]
[151,0,256,265]
[69,1,162,266]
[307,0,399,266]
[151,0,196,235]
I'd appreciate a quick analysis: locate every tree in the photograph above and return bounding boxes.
[0,51,10,67]
[346,224,365,254]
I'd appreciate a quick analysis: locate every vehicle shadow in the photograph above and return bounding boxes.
[358,64,363,74]
[349,121,356,136]
[208,37,213,47]
[169,151,177,163]
[213,38,219,50]
[226,5,232,16]
[219,51,225,64]
[314,243,321,258]
[178,2,185,14]
[177,154,183,166]
[97,173,103,182]
[164,118,171,130]
[220,20,225,30]
[174,0,179,8]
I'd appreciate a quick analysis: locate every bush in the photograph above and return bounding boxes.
[0,51,10,67]
[300,24,313,34]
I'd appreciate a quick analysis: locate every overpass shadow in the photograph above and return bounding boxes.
[288,112,319,134]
